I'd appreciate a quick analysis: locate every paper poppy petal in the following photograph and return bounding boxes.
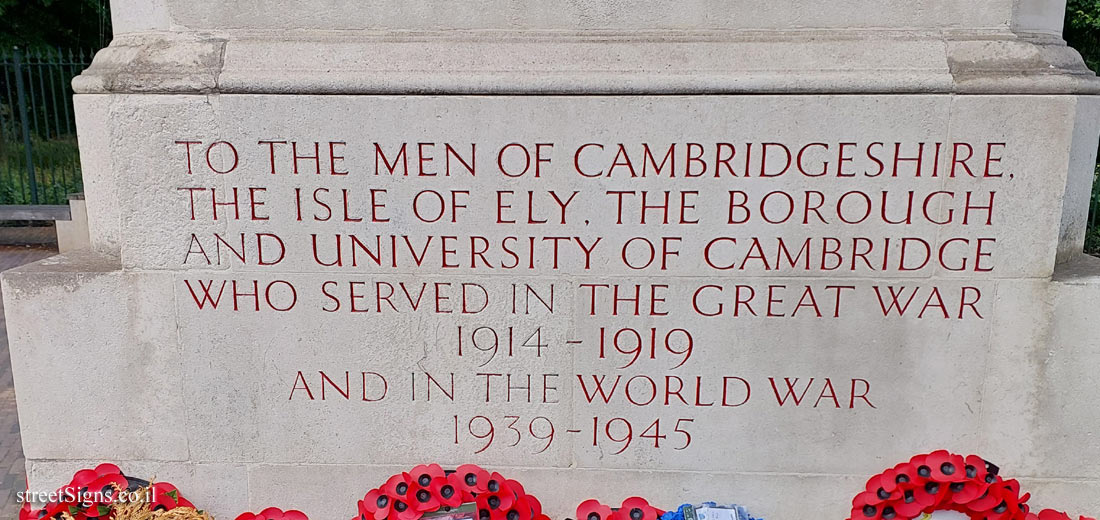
[455,465,491,495]
[577,499,613,520]
[429,477,463,508]
[93,464,122,477]
[927,450,967,483]
[409,465,445,488]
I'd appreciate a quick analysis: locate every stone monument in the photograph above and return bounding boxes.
[5,0,1100,518]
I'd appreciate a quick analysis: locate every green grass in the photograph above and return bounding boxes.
[0,136,83,205]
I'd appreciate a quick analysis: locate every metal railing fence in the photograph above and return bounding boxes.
[0,47,93,205]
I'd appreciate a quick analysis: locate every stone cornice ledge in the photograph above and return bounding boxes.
[72,30,1100,95]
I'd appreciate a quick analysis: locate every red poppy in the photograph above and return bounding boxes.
[362,488,393,520]
[617,497,661,520]
[388,497,417,520]
[483,472,510,496]
[967,486,1005,513]
[70,469,100,490]
[408,479,441,513]
[429,477,464,508]
[502,496,539,520]
[150,482,192,511]
[982,483,1026,520]
[236,508,310,520]
[577,500,613,520]
[455,465,491,495]
[969,479,1026,515]
[409,465,445,489]
[87,473,129,507]
[446,472,476,503]
[42,497,70,518]
[910,477,949,510]
[848,495,890,520]
[892,487,925,518]
[475,485,515,520]
[961,455,990,483]
[862,474,901,505]
[505,479,527,498]
[947,478,990,507]
[354,497,370,520]
[18,502,40,520]
[1038,512,1073,520]
[908,453,935,484]
[383,474,414,503]
[523,495,543,518]
[926,450,967,483]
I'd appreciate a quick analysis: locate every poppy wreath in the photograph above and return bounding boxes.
[355,464,549,520]
[849,450,1096,520]
[235,508,311,520]
[576,497,663,520]
[17,463,199,520]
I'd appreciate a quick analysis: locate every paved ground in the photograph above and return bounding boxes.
[0,245,60,519]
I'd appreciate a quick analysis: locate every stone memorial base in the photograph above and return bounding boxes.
[6,2,1100,518]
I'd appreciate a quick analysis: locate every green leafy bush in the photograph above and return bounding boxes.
[1066,1,1100,255]
[1066,0,1100,70]
[0,135,82,204]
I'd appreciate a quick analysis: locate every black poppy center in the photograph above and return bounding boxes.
[895,474,910,484]
[862,505,876,517]
[940,463,956,476]
[904,490,915,503]
[882,507,896,520]
[993,502,1008,514]
[876,488,890,500]
[417,490,431,503]
[488,496,501,509]
[377,496,389,508]
[441,486,455,499]
[985,461,1000,476]
[917,465,931,477]
[630,508,644,520]
[588,514,601,520]
[396,483,409,495]
[480,510,491,520]
[965,465,977,479]
[488,480,500,492]
[466,474,478,486]
[508,511,520,520]
[394,501,408,512]
[950,482,965,493]
[924,482,939,494]
[419,475,432,486]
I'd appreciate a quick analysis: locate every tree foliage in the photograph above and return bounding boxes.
[1068,1,1100,256]
[1067,0,1100,72]
[0,0,111,51]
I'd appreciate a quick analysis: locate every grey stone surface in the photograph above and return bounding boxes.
[107,0,1064,33]
[0,246,60,519]
[73,32,1100,95]
[3,252,187,461]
